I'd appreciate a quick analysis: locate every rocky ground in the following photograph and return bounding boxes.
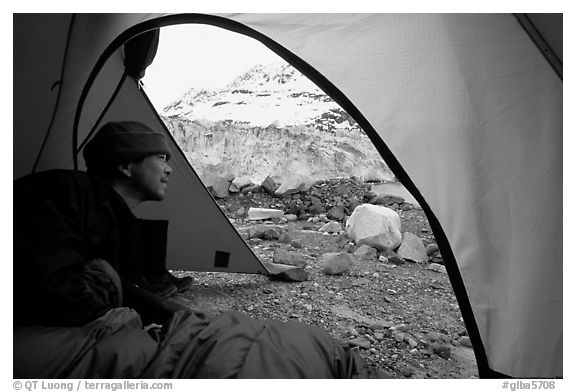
[170,178,478,379]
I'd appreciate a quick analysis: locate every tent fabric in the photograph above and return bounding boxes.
[12,13,562,378]
[124,29,160,80]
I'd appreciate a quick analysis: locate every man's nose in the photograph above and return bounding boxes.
[165,163,173,175]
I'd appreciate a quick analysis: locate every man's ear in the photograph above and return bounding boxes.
[116,163,132,178]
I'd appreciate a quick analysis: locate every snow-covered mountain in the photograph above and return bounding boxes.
[160,62,393,184]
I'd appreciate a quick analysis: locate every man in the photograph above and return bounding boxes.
[82,121,194,300]
[14,121,192,327]
[14,121,377,379]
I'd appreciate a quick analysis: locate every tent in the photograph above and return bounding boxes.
[13,13,562,378]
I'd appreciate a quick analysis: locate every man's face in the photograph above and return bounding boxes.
[128,154,172,201]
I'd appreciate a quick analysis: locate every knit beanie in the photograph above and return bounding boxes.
[83,121,171,169]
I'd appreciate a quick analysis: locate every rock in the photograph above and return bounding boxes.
[402,203,414,211]
[275,174,313,196]
[318,221,343,233]
[366,319,394,330]
[261,176,278,196]
[335,233,350,248]
[248,207,284,221]
[204,176,231,199]
[347,197,362,214]
[291,240,303,249]
[307,196,324,214]
[370,194,405,206]
[236,227,250,240]
[397,232,428,263]
[432,344,451,360]
[231,175,253,190]
[346,326,359,336]
[426,332,451,344]
[248,224,284,240]
[427,263,447,274]
[381,248,405,265]
[327,205,346,221]
[285,214,298,221]
[297,212,311,221]
[321,252,356,275]
[345,204,402,250]
[353,244,378,260]
[279,232,294,244]
[241,184,261,194]
[459,336,473,348]
[228,183,241,193]
[273,249,307,268]
[263,262,309,282]
[247,238,263,245]
[222,173,235,182]
[426,243,439,257]
[235,207,246,218]
[286,200,303,215]
[392,330,406,342]
[348,337,371,350]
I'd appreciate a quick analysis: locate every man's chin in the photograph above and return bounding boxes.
[145,191,166,202]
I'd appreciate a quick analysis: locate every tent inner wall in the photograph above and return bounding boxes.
[13,13,73,178]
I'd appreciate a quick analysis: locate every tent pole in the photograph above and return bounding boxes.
[76,71,128,156]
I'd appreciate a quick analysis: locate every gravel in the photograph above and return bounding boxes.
[170,180,478,379]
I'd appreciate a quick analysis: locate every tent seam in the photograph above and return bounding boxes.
[31,14,76,174]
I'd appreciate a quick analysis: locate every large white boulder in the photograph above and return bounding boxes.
[345,204,402,250]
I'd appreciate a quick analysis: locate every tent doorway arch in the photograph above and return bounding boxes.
[75,15,496,377]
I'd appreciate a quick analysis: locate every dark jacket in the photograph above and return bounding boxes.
[13,169,154,326]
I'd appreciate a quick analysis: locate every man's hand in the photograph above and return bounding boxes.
[122,282,187,325]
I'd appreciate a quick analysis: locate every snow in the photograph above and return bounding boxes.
[162,62,344,128]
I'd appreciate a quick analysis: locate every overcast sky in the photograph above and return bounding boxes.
[142,24,285,109]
